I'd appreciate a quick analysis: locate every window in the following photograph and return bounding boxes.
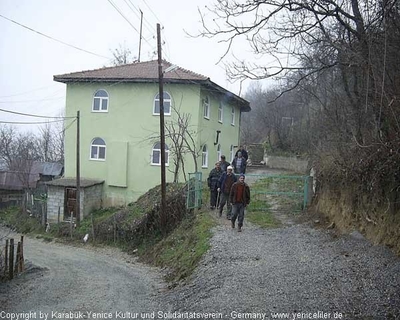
[230,145,235,162]
[151,142,169,165]
[93,89,109,112]
[203,96,210,119]
[217,144,222,161]
[90,138,106,160]
[202,145,208,168]
[218,102,223,123]
[231,106,235,125]
[153,92,171,115]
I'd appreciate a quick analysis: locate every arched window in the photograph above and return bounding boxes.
[230,145,235,162]
[153,92,171,115]
[217,144,222,161]
[203,96,210,119]
[90,138,106,160]
[93,89,109,112]
[151,142,169,165]
[202,144,208,168]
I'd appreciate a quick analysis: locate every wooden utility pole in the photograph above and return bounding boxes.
[157,23,167,233]
[138,9,143,62]
[76,111,81,225]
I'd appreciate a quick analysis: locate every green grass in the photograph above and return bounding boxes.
[246,201,280,228]
[139,211,216,283]
[0,207,45,234]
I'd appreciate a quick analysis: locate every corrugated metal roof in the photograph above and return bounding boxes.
[0,171,38,190]
[31,162,63,176]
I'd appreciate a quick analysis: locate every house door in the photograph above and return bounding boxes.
[65,187,77,220]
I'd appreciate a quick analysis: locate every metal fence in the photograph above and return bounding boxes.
[245,174,309,213]
[186,172,203,209]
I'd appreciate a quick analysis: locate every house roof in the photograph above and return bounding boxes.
[0,171,38,190]
[31,162,63,176]
[46,178,104,188]
[54,60,251,112]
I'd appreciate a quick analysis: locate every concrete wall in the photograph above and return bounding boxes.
[81,183,103,217]
[264,155,309,173]
[47,185,64,222]
[47,184,103,222]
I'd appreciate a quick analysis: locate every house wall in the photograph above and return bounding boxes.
[64,82,242,206]
[81,183,103,217]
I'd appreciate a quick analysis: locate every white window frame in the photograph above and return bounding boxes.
[153,92,172,116]
[203,96,210,119]
[218,102,223,123]
[92,89,109,112]
[202,144,208,168]
[217,144,222,161]
[90,137,106,161]
[151,142,170,166]
[230,145,235,162]
[231,106,235,126]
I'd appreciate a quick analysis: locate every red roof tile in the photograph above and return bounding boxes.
[54,60,208,83]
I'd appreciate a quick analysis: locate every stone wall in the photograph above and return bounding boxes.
[264,155,309,173]
[47,185,65,222]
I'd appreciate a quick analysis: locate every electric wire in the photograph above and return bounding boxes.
[0,108,76,119]
[0,119,67,125]
[0,14,112,60]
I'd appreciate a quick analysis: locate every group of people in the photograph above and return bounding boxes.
[207,146,251,232]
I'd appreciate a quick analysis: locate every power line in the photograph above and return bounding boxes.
[0,13,111,60]
[0,108,76,119]
[0,85,59,98]
[0,97,64,104]
[107,0,140,34]
[0,119,66,125]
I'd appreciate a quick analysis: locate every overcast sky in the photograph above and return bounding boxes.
[0,0,257,133]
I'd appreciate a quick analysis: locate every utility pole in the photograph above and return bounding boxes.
[76,110,81,225]
[138,9,143,62]
[157,23,167,233]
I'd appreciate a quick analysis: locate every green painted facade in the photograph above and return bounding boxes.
[64,81,244,206]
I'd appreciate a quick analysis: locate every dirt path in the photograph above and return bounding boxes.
[163,167,400,319]
[0,228,169,316]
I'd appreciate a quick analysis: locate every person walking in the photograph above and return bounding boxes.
[229,174,250,232]
[235,145,248,161]
[231,151,247,174]
[217,165,237,219]
[219,155,230,172]
[207,162,223,209]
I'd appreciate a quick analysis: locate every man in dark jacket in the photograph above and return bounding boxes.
[217,165,237,219]
[232,151,247,174]
[207,162,223,209]
[219,155,230,172]
[229,174,251,232]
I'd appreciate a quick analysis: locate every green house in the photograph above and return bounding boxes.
[53,60,250,209]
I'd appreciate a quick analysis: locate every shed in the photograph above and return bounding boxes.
[45,178,104,222]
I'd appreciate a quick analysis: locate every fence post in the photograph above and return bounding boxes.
[5,239,9,278]
[15,242,21,274]
[20,236,24,272]
[58,207,61,236]
[113,214,116,244]
[70,211,73,240]
[9,239,14,280]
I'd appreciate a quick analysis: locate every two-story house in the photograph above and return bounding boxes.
[51,60,250,219]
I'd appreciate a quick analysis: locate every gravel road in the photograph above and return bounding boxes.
[0,229,170,317]
[1,167,400,320]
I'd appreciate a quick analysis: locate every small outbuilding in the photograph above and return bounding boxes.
[46,178,104,222]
